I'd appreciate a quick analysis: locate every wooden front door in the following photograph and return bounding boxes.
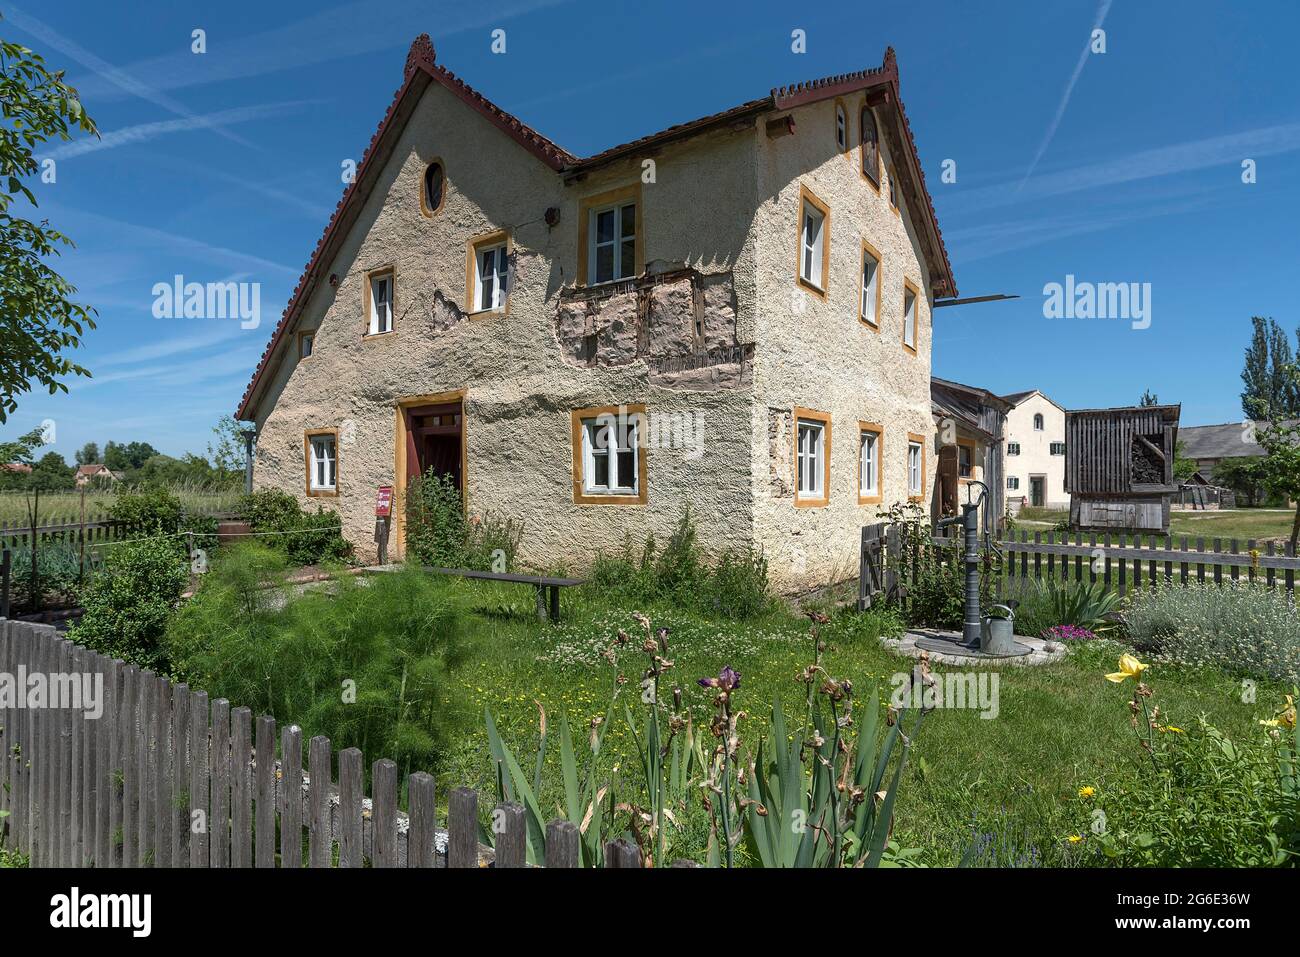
[936,445,959,517]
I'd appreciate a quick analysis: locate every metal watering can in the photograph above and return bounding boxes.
[981,603,1017,655]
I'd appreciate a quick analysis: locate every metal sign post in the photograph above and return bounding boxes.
[374,485,393,565]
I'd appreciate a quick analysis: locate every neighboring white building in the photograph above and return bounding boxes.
[1000,390,1069,510]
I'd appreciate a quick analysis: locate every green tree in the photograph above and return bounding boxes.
[27,449,73,490]
[0,25,99,422]
[1212,456,1267,507]
[0,426,43,464]
[74,440,98,465]
[1241,316,1300,419]
[208,415,247,482]
[103,439,157,472]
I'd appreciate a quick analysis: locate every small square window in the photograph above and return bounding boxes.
[299,332,313,358]
[1050,441,1066,456]
[572,406,646,503]
[1007,476,1020,490]
[1007,442,1021,456]
[958,444,973,479]
[306,432,337,494]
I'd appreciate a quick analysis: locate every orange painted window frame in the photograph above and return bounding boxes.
[576,183,643,288]
[304,427,339,498]
[465,228,512,318]
[857,422,883,505]
[363,265,396,339]
[570,403,648,506]
[907,431,927,502]
[860,239,882,329]
[793,407,832,508]
[419,158,446,217]
[795,185,831,299]
[902,277,920,356]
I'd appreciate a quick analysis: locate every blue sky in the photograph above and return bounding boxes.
[3,0,1297,458]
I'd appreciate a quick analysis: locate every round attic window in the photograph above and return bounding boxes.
[422,161,445,215]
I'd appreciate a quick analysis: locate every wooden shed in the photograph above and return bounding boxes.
[1065,404,1181,532]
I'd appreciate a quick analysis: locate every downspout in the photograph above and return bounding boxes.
[242,429,257,495]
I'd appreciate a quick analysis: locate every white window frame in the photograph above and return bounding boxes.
[1033,414,1045,431]
[300,332,313,358]
[861,246,880,326]
[800,201,825,290]
[796,417,826,501]
[1050,441,1066,456]
[958,443,973,479]
[907,440,923,496]
[474,239,509,312]
[1007,442,1021,456]
[859,430,878,497]
[367,271,393,335]
[588,201,637,285]
[308,434,336,492]
[1007,476,1020,490]
[581,414,640,496]
[835,103,847,152]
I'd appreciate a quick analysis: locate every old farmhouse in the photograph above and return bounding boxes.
[236,36,957,590]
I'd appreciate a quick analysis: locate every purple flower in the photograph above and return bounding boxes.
[699,666,741,691]
[1042,624,1097,642]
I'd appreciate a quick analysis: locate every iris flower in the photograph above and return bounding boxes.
[1105,654,1149,684]
[699,666,741,691]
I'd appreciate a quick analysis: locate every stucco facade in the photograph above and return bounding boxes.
[1002,391,1069,510]
[238,38,954,592]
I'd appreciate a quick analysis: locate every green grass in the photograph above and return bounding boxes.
[0,482,241,526]
[1014,507,1297,544]
[433,578,1290,866]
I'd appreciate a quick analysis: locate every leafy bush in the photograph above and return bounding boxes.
[586,509,772,620]
[166,544,474,770]
[241,488,351,566]
[69,535,189,671]
[1124,581,1300,684]
[404,471,467,568]
[1009,578,1120,638]
[404,470,524,572]
[107,485,183,532]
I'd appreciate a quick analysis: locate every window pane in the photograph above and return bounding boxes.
[620,239,635,279]
[616,450,634,488]
[424,164,444,211]
[596,209,614,244]
[620,203,635,239]
[595,245,614,283]
[593,453,609,488]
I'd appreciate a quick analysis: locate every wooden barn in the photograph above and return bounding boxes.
[1065,404,1181,533]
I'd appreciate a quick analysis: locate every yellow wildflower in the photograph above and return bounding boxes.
[1067,835,1084,844]
[1105,654,1149,684]
[1077,786,1095,798]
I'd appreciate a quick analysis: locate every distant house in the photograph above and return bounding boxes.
[75,464,123,487]
[930,377,1009,535]
[0,463,33,475]
[1000,390,1069,510]
[1178,420,1299,482]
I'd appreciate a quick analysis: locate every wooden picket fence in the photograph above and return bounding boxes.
[858,521,1300,610]
[0,619,641,869]
[0,508,237,552]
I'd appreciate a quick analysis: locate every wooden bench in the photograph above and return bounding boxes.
[419,567,583,622]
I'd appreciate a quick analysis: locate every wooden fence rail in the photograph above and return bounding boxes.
[0,619,644,868]
[859,522,1300,609]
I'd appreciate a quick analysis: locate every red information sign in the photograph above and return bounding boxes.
[375,485,393,517]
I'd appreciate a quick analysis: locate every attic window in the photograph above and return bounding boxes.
[578,185,642,287]
[834,101,848,153]
[422,162,445,216]
[860,106,879,186]
[1033,413,1044,431]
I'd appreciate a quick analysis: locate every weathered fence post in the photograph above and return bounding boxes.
[447,787,478,868]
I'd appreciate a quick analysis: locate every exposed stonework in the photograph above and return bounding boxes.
[553,269,751,392]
